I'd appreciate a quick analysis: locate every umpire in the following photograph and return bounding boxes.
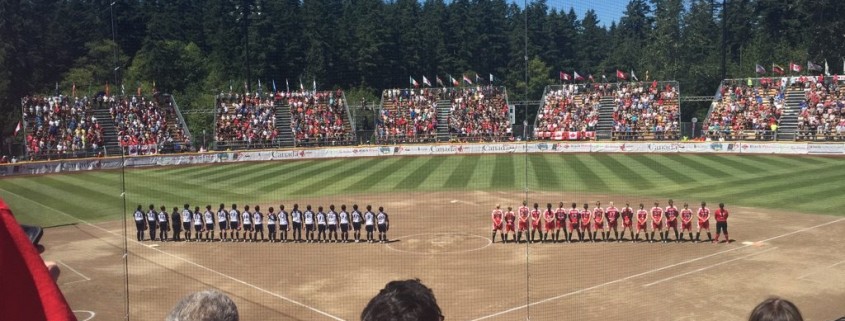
[171,206,182,241]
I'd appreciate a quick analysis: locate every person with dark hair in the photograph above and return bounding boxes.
[361,279,443,321]
[516,201,529,243]
[133,205,146,241]
[146,204,158,241]
[171,206,182,241]
[679,203,694,242]
[351,204,363,243]
[748,297,803,321]
[592,201,605,242]
[267,207,277,242]
[228,204,240,242]
[182,204,193,241]
[338,204,350,243]
[241,205,253,242]
[567,203,580,243]
[291,204,302,243]
[529,203,541,243]
[696,201,713,243]
[491,204,504,243]
[542,203,554,243]
[503,206,515,243]
[376,206,389,243]
[252,205,264,242]
[714,202,730,243]
[650,202,664,243]
[580,203,593,242]
[327,204,338,243]
[635,203,649,242]
[664,199,680,243]
[158,205,170,242]
[364,205,375,243]
[554,202,567,243]
[279,204,290,243]
[203,205,215,242]
[166,289,239,321]
[217,204,228,242]
[192,206,203,242]
[316,206,327,243]
[304,205,315,243]
[620,202,634,242]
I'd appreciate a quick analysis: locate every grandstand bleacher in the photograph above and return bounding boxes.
[703,78,785,141]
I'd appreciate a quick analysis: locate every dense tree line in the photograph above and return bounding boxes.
[2,0,845,137]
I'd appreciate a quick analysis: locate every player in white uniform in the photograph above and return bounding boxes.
[364,205,375,243]
[338,204,350,243]
[326,205,338,243]
[158,205,170,242]
[253,205,264,242]
[217,204,228,241]
[291,204,302,242]
[133,205,146,241]
[351,204,363,242]
[241,205,253,242]
[192,206,203,242]
[267,207,277,242]
[304,205,315,243]
[376,207,389,243]
[279,205,290,242]
[316,206,327,243]
[146,204,158,241]
[181,204,193,242]
[203,205,215,242]
[228,204,240,242]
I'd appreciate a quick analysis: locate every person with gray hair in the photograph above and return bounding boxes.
[166,290,238,321]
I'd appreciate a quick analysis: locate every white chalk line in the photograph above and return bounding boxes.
[384,232,492,255]
[469,217,845,321]
[73,310,96,321]
[643,247,779,287]
[0,187,345,321]
[58,260,91,281]
[797,258,845,280]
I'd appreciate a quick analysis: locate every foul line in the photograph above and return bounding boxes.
[73,310,96,321]
[58,260,91,281]
[797,258,845,280]
[643,247,778,287]
[0,187,345,321]
[470,217,845,321]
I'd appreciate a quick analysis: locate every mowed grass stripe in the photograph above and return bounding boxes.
[705,155,770,174]
[208,162,279,183]
[395,157,448,190]
[0,187,82,227]
[741,155,806,168]
[266,159,346,194]
[291,158,382,195]
[227,161,314,187]
[528,154,559,188]
[182,163,246,180]
[712,168,845,202]
[592,154,655,190]
[490,155,516,189]
[630,155,696,185]
[247,160,330,192]
[672,163,836,197]
[670,155,732,178]
[124,166,255,198]
[344,157,415,192]
[567,154,609,190]
[2,180,117,220]
[444,156,480,189]
[739,170,845,204]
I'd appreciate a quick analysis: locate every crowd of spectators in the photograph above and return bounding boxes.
[377,89,439,143]
[215,94,278,149]
[611,82,680,140]
[448,86,511,141]
[287,90,353,146]
[535,84,600,140]
[704,79,784,141]
[796,79,845,141]
[21,95,104,158]
[111,95,189,155]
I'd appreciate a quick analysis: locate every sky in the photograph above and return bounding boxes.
[542,0,629,27]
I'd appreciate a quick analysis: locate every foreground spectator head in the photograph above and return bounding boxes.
[748,297,803,321]
[361,279,443,321]
[165,289,238,321]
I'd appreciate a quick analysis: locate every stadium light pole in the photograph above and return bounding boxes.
[235,0,261,93]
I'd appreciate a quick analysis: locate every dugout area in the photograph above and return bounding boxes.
[6,153,845,321]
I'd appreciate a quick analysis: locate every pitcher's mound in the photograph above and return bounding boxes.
[387,233,491,254]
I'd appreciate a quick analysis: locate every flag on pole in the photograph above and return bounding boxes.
[790,62,802,73]
[422,76,431,87]
[410,76,419,88]
[616,70,626,80]
[312,80,316,93]
[299,78,304,91]
[602,74,608,82]
[474,73,481,84]
[121,84,125,96]
[285,79,290,93]
[645,70,650,81]
[755,64,766,74]
[463,74,473,85]
[272,79,277,93]
[588,74,595,82]
[559,71,570,81]
[772,64,785,75]
[807,61,822,72]
[825,60,830,76]
[14,121,21,137]
[55,82,59,96]
[450,75,459,86]
[573,71,584,81]
[489,73,494,83]
[244,81,248,94]
[105,82,110,96]
[137,86,141,97]
[436,76,444,87]
[72,82,76,97]
[631,70,639,81]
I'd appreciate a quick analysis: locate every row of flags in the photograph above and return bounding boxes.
[409,73,497,88]
[755,60,843,76]
[558,69,642,82]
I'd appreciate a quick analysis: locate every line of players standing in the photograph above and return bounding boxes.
[132,203,390,243]
[491,200,730,244]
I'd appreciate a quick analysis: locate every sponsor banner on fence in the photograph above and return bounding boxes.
[806,143,845,154]
[737,143,807,154]
[683,142,740,153]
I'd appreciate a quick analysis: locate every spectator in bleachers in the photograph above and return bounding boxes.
[704,79,784,141]
[448,86,511,142]
[111,95,189,155]
[286,90,352,146]
[21,95,104,159]
[535,84,599,140]
[215,93,278,149]
[612,82,680,141]
[797,78,845,141]
[378,88,438,143]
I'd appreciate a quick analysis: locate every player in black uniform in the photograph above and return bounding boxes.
[158,205,170,242]
[291,204,302,242]
[279,205,290,242]
[267,207,278,242]
[351,204,363,243]
[171,206,182,241]
[133,205,146,241]
[146,204,158,241]
[376,206,389,243]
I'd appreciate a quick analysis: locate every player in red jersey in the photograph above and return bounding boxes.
[605,202,620,242]
[554,202,568,243]
[678,203,694,242]
[664,199,680,243]
[650,202,664,243]
[620,202,634,242]
[635,204,649,242]
[529,203,541,243]
[491,204,504,243]
[592,202,605,242]
[695,202,713,243]
[517,201,530,243]
[542,203,555,243]
[504,206,516,243]
[567,203,581,243]
[580,203,593,242]
[713,203,729,243]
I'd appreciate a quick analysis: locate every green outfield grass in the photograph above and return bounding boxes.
[2,153,843,227]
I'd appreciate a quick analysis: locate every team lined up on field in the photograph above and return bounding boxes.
[491,200,730,244]
[132,203,390,243]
